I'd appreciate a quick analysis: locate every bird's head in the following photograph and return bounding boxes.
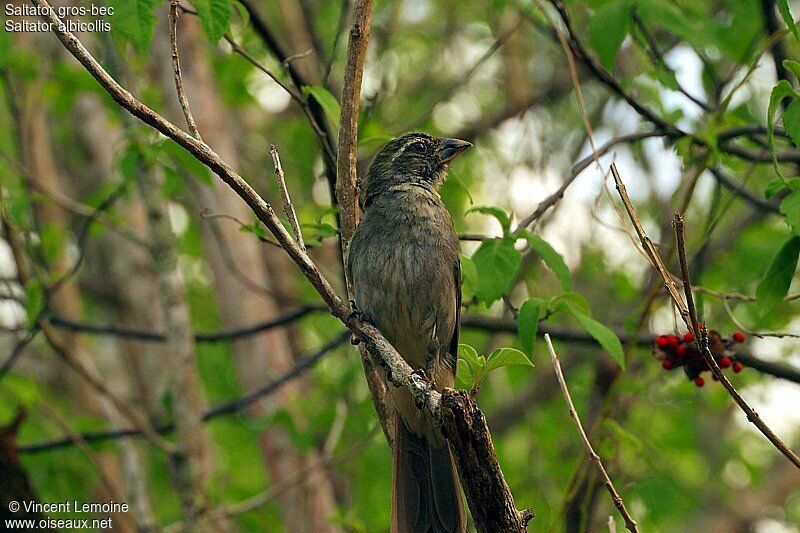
[361,133,472,208]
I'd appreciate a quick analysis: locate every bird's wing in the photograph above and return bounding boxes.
[446,259,461,375]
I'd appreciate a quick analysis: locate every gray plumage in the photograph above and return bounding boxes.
[347,133,471,533]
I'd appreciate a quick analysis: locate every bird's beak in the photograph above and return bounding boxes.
[435,138,472,164]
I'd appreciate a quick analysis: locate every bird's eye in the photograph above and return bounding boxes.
[407,141,427,153]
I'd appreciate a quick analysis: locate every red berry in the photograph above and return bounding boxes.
[656,335,670,349]
[667,335,679,348]
[662,360,674,370]
[733,362,743,373]
[675,345,687,358]
[732,332,746,343]
[694,377,705,387]
[719,356,732,368]
[683,332,694,343]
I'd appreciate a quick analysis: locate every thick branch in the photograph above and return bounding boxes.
[335,0,373,245]
[440,389,534,532]
[334,0,395,447]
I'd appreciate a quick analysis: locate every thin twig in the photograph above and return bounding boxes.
[544,334,639,532]
[169,0,201,140]
[19,333,350,453]
[34,401,126,506]
[513,131,667,234]
[672,212,800,470]
[46,304,323,342]
[611,163,690,323]
[674,213,700,338]
[270,145,305,250]
[613,159,800,469]
[164,424,380,531]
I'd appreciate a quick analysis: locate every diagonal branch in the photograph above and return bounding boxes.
[270,145,305,250]
[673,213,800,470]
[612,161,800,470]
[169,0,201,140]
[19,333,350,454]
[545,334,638,532]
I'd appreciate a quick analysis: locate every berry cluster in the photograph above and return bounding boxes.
[653,329,746,387]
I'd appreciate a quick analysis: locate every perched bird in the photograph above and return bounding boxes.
[347,133,471,532]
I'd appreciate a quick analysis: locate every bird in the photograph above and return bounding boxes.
[347,133,472,532]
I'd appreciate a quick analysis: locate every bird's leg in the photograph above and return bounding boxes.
[411,367,430,411]
[425,336,441,388]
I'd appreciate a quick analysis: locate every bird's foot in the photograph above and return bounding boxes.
[425,359,438,388]
[411,368,431,410]
[347,300,376,345]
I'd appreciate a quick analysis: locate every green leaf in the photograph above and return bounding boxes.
[465,206,512,236]
[518,298,545,355]
[767,177,800,199]
[768,80,798,179]
[784,60,800,82]
[107,0,163,53]
[780,190,800,234]
[589,0,633,70]
[302,86,341,128]
[191,0,231,43]
[456,362,474,389]
[470,238,522,304]
[24,279,45,327]
[522,231,572,290]
[756,236,800,312]
[550,291,591,316]
[784,99,800,149]
[777,0,800,44]
[458,344,482,377]
[484,347,534,374]
[565,304,625,368]
[604,419,644,452]
[460,255,478,301]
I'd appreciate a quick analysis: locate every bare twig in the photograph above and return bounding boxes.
[513,131,667,233]
[545,334,639,532]
[47,305,323,342]
[222,35,300,100]
[672,213,800,470]
[335,0,373,246]
[612,160,800,469]
[34,309,800,384]
[169,0,201,140]
[270,145,305,250]
[19,334,349,454]
[40,322,174,453]
[610,163,690,320]
[164,424,380,531]
[34,401,126,506]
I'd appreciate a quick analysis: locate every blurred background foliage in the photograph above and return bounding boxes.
[1,0,800,531]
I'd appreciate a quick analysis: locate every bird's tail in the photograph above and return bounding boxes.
[391,416,466,532]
